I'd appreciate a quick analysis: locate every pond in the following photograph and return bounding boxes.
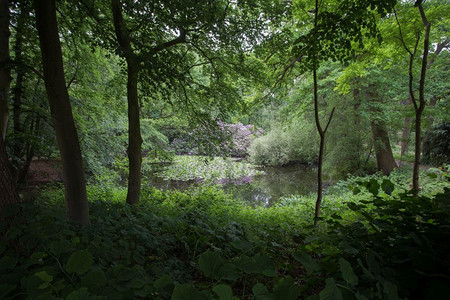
[149,161,318,207]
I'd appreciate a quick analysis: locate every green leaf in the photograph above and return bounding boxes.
[383,281,400,300]
[252,283,271,300]
[0,284,16,299]
[367,179,380,196]
[0,256,18,272]
[154,274,173,291]
[212,284,233,300]
[81,268,107,289]
[292,251,320,273]
[198,251,225,278]
[319,278,343,300]
[34,271,53,283]
[272,276,301,300]
[381,179,395,195]
[427,172,438,179]
[217,263,242,281]
[171,283,207,300]
[66,250,93,275]
[339,258,358,285]
[66,287,89,300]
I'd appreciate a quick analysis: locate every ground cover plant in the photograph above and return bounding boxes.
[156,155,264,184]
[1,167,449,299]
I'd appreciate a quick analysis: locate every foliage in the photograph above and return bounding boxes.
[249,121,318,166]
[2,168,450,299]
[156,155,264,183]
[422,122,450,166]
[170,122,263,158]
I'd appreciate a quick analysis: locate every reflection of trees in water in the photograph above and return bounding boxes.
[225,165,318,207]
[150,164,318,207]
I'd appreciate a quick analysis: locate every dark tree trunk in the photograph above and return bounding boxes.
[0,0,11,140]
[370,119,397,175]
[312,0,335,225]
[111,0,143,205]
[125,60,142,205]
[34,0,89,224]
[0,137,20,213]
[12,1,26,162]
[412,5,430,195]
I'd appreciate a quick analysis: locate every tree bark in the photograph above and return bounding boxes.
[411,4,430,195]
[312,0,335,226]
[125,60,142,205]
[0,137,20,213]
[34,0,89,224]
[111,0,143,205]
[0,0,11,140]
[370,119,397,175]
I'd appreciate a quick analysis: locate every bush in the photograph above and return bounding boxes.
[249,121,318,166]
[422,122,450,166]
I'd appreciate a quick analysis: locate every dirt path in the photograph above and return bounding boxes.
[27,159,63,185]
[395,159,431,170]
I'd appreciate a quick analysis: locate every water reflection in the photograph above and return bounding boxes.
[149,164,318,207]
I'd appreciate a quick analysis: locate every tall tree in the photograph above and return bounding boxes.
[0,0,10,140]
[284,0,396,223]
[110,0,144,205]
[394,1,430,195]
[34,0,89,224]
[88,0,284,204]
[0,137,19,213]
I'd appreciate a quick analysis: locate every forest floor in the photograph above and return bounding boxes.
[28,159,62,185]
[395,159,431,170]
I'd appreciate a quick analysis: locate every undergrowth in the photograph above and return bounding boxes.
[1,169,449,299]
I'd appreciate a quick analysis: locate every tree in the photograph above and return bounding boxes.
[0,137,19,214]
[0,0,10,140]
[394,0,430,195]
[34,0,89,224]
[79,0,285,204]
[287,0,396,223]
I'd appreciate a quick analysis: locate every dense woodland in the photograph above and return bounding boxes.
[0,0,449,299]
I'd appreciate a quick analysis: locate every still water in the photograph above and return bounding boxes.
[150,164,318,207]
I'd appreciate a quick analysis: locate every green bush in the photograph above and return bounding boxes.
[249,121,318,166]
[422,122,450,166]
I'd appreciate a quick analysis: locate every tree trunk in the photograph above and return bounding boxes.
[0,0,11,140]
[111,0,143,205]
[370,119,397,175]
[0,137,20,213]
[312,0,335,225]
[12,1,26,161]
[411,4,431,195]
[125,60,142,205]
[34,0,89,225]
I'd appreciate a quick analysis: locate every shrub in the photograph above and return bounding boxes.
[422,122,450,166]
[249,121,318,166]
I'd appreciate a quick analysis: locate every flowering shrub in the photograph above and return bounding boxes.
[218,122,264,157]
[170,122,263,157]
